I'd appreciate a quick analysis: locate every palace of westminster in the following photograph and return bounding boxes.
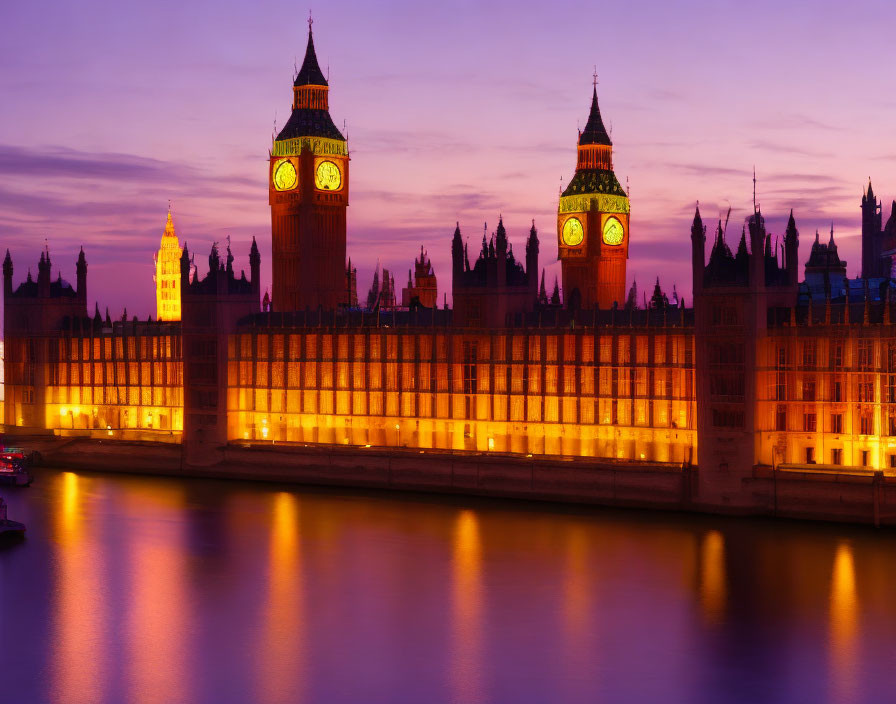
[5,25,896,505]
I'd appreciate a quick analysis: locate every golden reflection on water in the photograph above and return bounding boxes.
[256,491,305,704]
[124,484,188,704]
[452,509,483,703]
[830,541,858,703]
[51,471,107,704]
[562,526,591,647]
[699,530,727,625]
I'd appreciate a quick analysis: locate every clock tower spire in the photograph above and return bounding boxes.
[557,74,629,309]
[269,20,349,311]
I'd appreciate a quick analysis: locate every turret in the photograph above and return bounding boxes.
[3,249,12,298]
[748,208,765,290]
[690,205,705,295]
[861,178,884,278]
[496,216,507,288]
[452,223,464,281]
[37,249,51,298]
[76,246,87,306]
[180,242,191,288]
[526,220,539,300]
[785,209,799,287]
[249,236,261,296]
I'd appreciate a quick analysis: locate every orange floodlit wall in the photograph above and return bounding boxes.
[227,327,697,462]
[44,325,183,440]
[758,324,896,471]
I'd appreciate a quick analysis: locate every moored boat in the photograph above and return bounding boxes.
[0,498,25,539]
[0,446,34,486]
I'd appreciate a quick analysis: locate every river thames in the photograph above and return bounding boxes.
[0,468,894,703]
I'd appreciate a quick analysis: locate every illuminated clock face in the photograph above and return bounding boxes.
[272,159,297,191]
[603,217,624,246]
[562,217,584,247]
[315,160,342,191]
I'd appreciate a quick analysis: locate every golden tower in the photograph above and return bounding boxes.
[154,206,183,321]
[557,77,630,309]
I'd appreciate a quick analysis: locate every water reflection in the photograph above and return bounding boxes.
[451,508,483,704]
[7,470,896,704]
[699,530,727,625]
[829,541,858,703]
[560,524,597,698]
[51,471,107,704]
[255,491,305,704]
[123,484,189,704]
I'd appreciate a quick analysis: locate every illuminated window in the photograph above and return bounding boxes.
[802,380,816,401]
[776,405,787,431]
[858,340,872,369]
[860,412,873,435]
[801,341,816,367]
[803,413,816,432]
[831,414,843,434]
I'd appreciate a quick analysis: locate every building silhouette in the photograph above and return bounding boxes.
[7,24,896,512]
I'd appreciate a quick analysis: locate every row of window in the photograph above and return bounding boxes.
[229,332,695,366]
[227,360,695,398]
[772,339,896,370]
[773,407,887,435]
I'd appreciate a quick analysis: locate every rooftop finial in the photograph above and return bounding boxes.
[752,166,757,213]
[593,65,598,89]
[308,9,313,31]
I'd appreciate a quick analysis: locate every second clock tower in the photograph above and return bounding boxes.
[270,21,349,312]
[557,80,629,309]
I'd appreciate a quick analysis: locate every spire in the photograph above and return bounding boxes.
[691,203,703,232]
[829,223,836,248]
[578,81,612,147]
[496,215,507,250]
[550,276,561,305]
[526,219,539,254]
[295,18,328,87]
[736,226,748,259]
[867,178,874,201]
[163,203,176,238]
[539,269,547,301]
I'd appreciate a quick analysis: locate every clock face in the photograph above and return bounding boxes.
[603,217,624,246]
[562,217,584,247]
[315,160,342,191]
[272,159,297,191]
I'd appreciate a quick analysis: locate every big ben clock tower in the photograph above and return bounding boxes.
[557,76,629,309]
[270,20,349,311]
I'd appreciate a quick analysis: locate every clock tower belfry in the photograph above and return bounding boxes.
[557,78,629,310]
[269,20,349,312]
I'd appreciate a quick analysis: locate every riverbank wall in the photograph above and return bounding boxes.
[7,433,896,526]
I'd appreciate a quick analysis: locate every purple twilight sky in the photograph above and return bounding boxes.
[1,0,895,318]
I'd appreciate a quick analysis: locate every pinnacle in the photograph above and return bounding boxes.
[578,83,612,147]
[294,23,328,87]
